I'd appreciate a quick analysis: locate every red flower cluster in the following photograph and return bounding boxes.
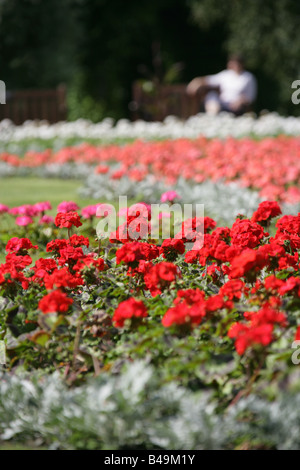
[228,304,287,355]
[116,241,159,270]
[230,219,266,249]
[55,211,82,229]
[162,288,206,328]
[0,253,32,289]
[44,267,84,290]
[46,235,97,272]
[162,285,238,329]
[159,238,185,261]
[144,261,181,297]
[251,201,282,225]
[6,237,38,254]
[110,204,151,243]
[38,290,73,314]
[113,298,148,327]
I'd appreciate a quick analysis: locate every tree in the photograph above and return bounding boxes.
[0,0,81,89]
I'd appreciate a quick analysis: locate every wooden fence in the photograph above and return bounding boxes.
[130,81,205,121]
[0,85,67,124]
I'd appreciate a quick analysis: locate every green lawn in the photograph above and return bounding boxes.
[0,177,100,213]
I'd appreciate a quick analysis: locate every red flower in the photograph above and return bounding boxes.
[0,256,30,289]
[295,326,300,341]
[228,322,274,355]
[228,302,287,355]
[116,241,159,268]
[30,258,58,284]
[34,258,57,273]
[278,277,300,297]
[144,262,181,296]
[219,279,245,301]
[174,288,205,305]
[264,275,284,293]
[230,218,267,249]
[73,255,106,272]
[38,290,73,314]
[6,237,38,254]
[275,214,300,235]
[58,245,85,267]
[175,216,214,243]
[5,253,32,270]
[55,211,82,229]
[244,306,287,327]
[184,249,200,264]
[251,201,282,224]
[113,298,148,327]
[46,239,69,253]
[205,294,225,312]
[162,301,206,328]
[159,238,185,261]
[69,234,90,248]
[44,268,84,290]
[229,249,268,280]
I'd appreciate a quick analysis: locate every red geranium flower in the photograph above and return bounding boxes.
[162,301,206,328]
[219,279,245,301]
[295,326,300,341]
[6,237,38,254]
[159,238,185,261]
[55,211,82,229]
[44,268,84,290]
[113,298,148,327]
[116,241,159,268]
[251,201,282,224]
[38,290,73,314]
[69,234,90,248]
[73,255,106,272]
[144,261,181,296]
[46,239,69,253]
[229,248,268,280]
[228,322,274,355]
[230,218,267,249]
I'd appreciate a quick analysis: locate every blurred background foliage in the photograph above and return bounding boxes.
[0,0,299,121]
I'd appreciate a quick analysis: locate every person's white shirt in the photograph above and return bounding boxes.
[206,69,257,106]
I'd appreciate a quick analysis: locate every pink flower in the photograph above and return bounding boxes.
[57,201,79,213]
[81,204,104,219]
[0,204,9,214]
[39,215,55,225]
[160,190,180,203]
[10,204,39,217]
[33,201,52,214]
[15,216,34,226]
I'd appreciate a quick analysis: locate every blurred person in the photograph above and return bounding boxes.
[186,54,257,116]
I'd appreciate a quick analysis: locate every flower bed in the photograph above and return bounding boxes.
[2,122,300,448]
[2,136,300,206]
[0,198,300,407]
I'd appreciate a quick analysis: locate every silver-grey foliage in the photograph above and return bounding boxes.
[0,361,299,450]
